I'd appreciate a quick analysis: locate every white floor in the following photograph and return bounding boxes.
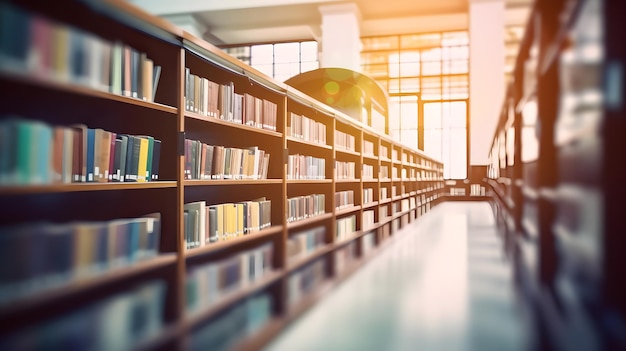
[264,202,529,351]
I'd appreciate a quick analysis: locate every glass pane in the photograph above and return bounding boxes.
[300,41,318,61]
[424,103,442,129]
[400,33,441,49]
[425,129,442,161]
[362,64,389,78]
[421,76,441,100]
[389,79,400,94]
[442,60,468,74]
[448,101,467,128]
[400,96,418,128]
[362,52,389,65]
[447,128,467,179]
[251,44,273,65]
[422,61,441,76]
[421,48,442,61]
[400,62,419,77]
[252,64,273,77]
[400,78,419,93]
[301,61,319,73]
[362,36,398,51]
[275,62,300,81]
[274,43,299,63]
[442,31,469,46]
[401,130,418,150]
[388,53,400,78]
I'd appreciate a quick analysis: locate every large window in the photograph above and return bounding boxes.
[362,31,469,179]
[222,41,319,82]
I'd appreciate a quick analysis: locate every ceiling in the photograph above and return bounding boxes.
[129,0,534,45]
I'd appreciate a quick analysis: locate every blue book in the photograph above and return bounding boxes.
[127,219,140,262]
[44,224,75,284]
[34,121,53,184]
[0,2,30,69]
[86,128,95,182]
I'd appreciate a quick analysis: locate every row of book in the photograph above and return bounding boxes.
[0,117,161,185]
[334,130,355,152]
[335,161,356,180]
[334,241,357,275]
[186,242,273,312]
[336,215,357,242]
[380,145,389,159]
[363,140,375,156]
[286,154,326,180]
[363,164,374,179]
[287,226,326,264]
[190,292,272,351]
[335,190,354,210]
[0,213,161,304]
[381,187,388,200]
[0,280,165,351]
[363,188,374,204]
[287,194,325,223]
[0,3,161,102]
[184,139,270,180]
[184,71,278,131]
[363,210,375,230]
[287,112,327,146]
[287,258,326,306]
[183,199,272,249]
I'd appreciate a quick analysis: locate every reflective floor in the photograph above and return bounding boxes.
[265,202,530,351]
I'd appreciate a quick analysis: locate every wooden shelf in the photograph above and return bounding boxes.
[0,69,178,114]
[285,280,335,321]
[187,112,282,138]
[133,322,180,351]
[0,254,177,320]
[362,201,379,210]
[287,213,333,230]
[335,178,360,184]
[335,148,360,157]
[335,205,361,216]
[230,317,286,351]
[184,179,282,186]
[186,270,283,329]
[334,231,364,249]
[286,136,333,150]
[362,178,379,183]
[185,226,283,259]
[0,181,177,195]
[379,198,392,205]
[287,245,334,273]
[363,154,378,161]
[380,158,393,163]
[286,179,332,184]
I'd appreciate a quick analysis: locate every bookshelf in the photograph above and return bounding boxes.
[0,0,445,350]
[486,0,626,350]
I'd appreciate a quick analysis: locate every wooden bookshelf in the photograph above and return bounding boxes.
[0,0,445,349]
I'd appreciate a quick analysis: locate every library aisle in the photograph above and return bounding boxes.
[265,202,530,351]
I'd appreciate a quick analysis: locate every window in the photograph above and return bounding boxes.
[222,41,319,82]
[362,31,468,179]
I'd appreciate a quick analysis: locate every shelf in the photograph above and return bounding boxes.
[335,178,360,184]
[335,205,361,217]
[363,154,378,161]
[391,196,402,201]
[186,226,283,259]
[362,201,379,210]
[522,185,539,200]
[335,148,360,157]
[0,69,178,114]
[286,280,335,322]
[362,222,382,233]
[0,254,177,320]
[391,178,402,182]
[380,158,393,163]
[286,245,334,274]
[0,181,178,195]
[522,218,539,240]
[133,323,180,351]
[392,209,411,220]
[184,179,282,186]
[187,111,282,138]
[286,136,332,150]
[362,178,378,183]
[286,179,332,184]
[379,178,392,183]
[379,198,392,205]
[186,270,283,329]
[287,213,333,230]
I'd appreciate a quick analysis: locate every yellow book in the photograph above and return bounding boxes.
[223,203,236,239]
[236,203,244,237]
[214,204,225,241]
[137,137,149,182]
[250,201,260,233]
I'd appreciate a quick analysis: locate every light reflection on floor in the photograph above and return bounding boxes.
[264,202,529,351]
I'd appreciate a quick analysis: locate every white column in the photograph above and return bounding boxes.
[161,13,208,39]
[469,0,505,165]
[318,3,362,72]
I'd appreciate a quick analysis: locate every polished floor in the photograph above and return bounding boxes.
[265,202,530,351]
